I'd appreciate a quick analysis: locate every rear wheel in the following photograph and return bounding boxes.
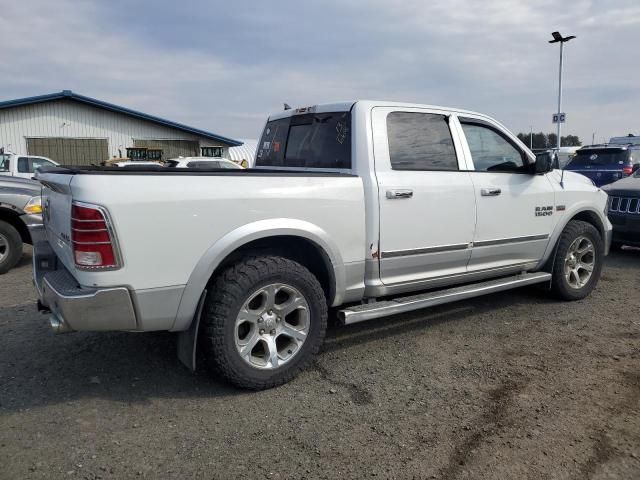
[0,220,23,274]
[202,255,327,389]
[550,220,603,301]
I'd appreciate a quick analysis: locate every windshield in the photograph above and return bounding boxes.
[567,149,630,168]
[255,111,351,170]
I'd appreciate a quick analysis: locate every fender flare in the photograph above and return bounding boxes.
[536,204,608,271]
[171,218,346,333]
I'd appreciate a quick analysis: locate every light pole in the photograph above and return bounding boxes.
[529,125,533,149]
[549,31,576,151]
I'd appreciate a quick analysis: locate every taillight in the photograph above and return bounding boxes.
[71,202,119,269]
[623,165,633,176]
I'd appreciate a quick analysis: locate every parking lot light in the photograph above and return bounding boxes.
[549,31,576,151]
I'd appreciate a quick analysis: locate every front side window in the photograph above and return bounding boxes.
[461,123,526,173]
[386,112,458,171]
[256,112,351,169]
[17,157,30,173]
[30,157,54,172]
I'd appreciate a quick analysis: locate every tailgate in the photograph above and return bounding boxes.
[39,173,75,272]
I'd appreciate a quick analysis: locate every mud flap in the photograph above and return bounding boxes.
[176,290,207,372]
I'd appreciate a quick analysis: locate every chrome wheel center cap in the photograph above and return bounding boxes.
[260,311,277,332]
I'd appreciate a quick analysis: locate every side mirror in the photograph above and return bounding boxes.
[534,151,555,174]
[632,163,640,173]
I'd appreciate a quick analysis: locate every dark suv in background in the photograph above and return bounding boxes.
[565,144,639,187]
[603,168,640,249]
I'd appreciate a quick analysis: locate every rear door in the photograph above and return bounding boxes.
[454,116,556,271]
[372,107,476,286]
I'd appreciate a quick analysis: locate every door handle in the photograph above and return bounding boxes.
[480,188,502,197]
[386,189,414,199]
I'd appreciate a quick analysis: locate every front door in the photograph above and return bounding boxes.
[455,117,557,271]
[372,107,477,286]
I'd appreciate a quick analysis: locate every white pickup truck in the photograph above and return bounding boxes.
[33,101,612,389]
[0,152,58,179]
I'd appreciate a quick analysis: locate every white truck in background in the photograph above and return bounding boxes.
[33,100,611,389]
[0,152,58,179]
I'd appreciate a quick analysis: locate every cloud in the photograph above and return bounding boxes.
[0,0,638,142]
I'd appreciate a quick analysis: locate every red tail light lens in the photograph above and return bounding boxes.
[71,203,119,269]
[623,165,633,176]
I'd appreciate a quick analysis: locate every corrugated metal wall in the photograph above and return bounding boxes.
[133,139,199,159]
[0,99,229,162]
[26,137,109,165]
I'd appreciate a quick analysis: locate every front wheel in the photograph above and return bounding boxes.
[202,255,328,389]
[550,220,603,301]
[0,220,23,274]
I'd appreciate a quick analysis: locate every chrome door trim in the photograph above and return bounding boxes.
[381,243,470,258]
[381,235,548,258]
[473,234,549,248]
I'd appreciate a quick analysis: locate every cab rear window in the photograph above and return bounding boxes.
[255,112,351,169]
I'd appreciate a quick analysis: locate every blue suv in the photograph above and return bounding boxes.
[565,144,639,187]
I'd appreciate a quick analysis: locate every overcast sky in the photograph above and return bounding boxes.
[1,0,638,144]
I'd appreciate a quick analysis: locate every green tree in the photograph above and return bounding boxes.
[562,135,581,147]
[516,132,582,149]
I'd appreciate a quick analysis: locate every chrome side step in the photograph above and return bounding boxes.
[338,272,551,325]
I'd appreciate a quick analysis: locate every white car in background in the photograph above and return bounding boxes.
[0,152,58,179]
[165,157,244,169]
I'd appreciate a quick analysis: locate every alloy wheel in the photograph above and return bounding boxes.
[564,236,595,289]
[234,283,310,370]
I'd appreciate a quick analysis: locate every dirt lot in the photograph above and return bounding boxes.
[1,247,639,480]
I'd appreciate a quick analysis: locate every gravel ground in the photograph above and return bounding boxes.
[1,246,639,480]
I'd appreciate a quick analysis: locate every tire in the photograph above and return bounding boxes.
[0,220,23,274]
[202,255,328,390]
[550,220,603,301]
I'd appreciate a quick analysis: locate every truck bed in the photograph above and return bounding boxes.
[37,167,366,294]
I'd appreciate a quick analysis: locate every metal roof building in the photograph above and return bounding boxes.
[0,90,242,165]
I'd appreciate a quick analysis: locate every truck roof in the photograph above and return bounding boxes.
[267,100,491,121]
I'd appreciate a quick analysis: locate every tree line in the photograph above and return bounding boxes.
[516,132,582,150]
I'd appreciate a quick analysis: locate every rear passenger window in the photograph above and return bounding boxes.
[387,112,458,171]
[17,157,30,173]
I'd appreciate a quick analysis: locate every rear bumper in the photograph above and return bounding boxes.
[33,240,137,332]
